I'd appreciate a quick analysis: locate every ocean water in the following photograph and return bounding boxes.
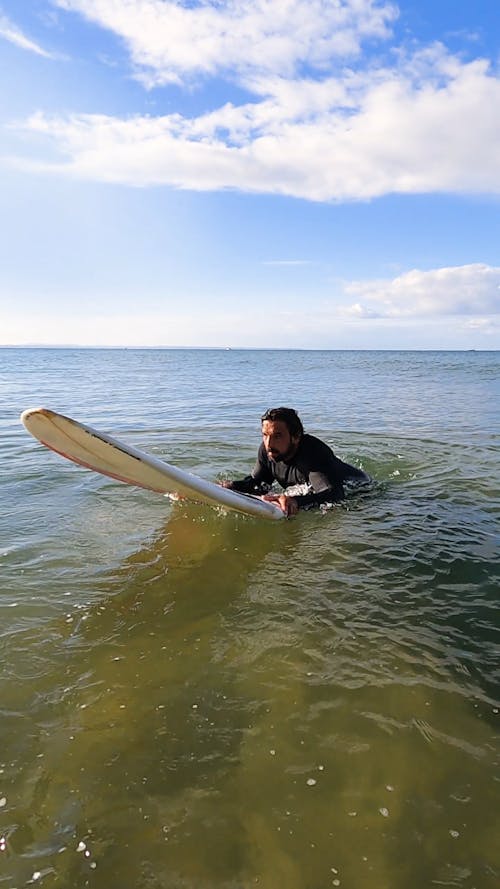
[1,347,498,889]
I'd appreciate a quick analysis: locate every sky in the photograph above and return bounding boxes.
[0,0,499,349]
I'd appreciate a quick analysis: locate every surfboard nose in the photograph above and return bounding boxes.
[20,407,53,427]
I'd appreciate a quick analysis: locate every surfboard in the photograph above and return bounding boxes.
[20,408,284,521]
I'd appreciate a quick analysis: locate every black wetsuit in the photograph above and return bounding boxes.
[229,434,368,509]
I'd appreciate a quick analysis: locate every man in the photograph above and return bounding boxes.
[221,407,369,517]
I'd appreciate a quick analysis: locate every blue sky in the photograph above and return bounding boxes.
[0,0,499,348]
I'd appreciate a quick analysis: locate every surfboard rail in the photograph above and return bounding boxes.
[20,407,285,521]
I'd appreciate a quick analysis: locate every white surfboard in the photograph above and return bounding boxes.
[20,408,284,521]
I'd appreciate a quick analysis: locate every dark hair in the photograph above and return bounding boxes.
[261,407,304,439]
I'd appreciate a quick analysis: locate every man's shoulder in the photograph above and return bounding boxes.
[300,433,335,457]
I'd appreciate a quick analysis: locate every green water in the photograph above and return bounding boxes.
[1,348,499,887]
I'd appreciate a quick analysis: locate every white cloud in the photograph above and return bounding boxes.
[0,13,54,57]
[3,3,499,201]
[10,50,500,200]
[55,0,397,85]
[460,317,499,336]
[2,264,499,348]
[339,263,500,318]
[3,297,499,348]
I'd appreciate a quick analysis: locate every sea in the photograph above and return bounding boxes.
[1,347,499,889]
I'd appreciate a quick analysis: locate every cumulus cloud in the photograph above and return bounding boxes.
[4,291,499,347]
[2,264,498,348]
[339,264,500,318]
[0,13,54,56]
[55,0,397,85]
[11,51,500,200]
[6,2,500,201]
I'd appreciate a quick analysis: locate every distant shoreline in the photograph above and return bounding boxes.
[0,345,496,352]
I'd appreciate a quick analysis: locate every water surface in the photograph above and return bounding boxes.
[1,348,498,888]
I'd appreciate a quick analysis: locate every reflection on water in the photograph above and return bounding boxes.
[1,496,498,889]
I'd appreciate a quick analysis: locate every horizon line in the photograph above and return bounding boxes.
[0,345,495,353]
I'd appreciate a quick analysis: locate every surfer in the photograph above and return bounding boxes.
[220,407,369,516]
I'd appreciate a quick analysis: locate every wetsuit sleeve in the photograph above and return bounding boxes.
[226,444,274,494]
[292,474,344,508]
[291,439,346,508]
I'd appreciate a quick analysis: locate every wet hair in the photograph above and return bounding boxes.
[261,407,304,439]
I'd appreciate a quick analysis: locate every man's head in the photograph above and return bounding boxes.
[260,407,304,462]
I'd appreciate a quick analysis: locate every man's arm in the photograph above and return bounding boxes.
[221,444,274,494]
[262,463,344,514]
[288,438,346,509]
[291,479,345,509]
[224,475,269,494]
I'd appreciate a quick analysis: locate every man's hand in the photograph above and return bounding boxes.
[261,493,298,517]
[218,480,234,488]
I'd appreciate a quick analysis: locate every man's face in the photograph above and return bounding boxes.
[261,419,299,462]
